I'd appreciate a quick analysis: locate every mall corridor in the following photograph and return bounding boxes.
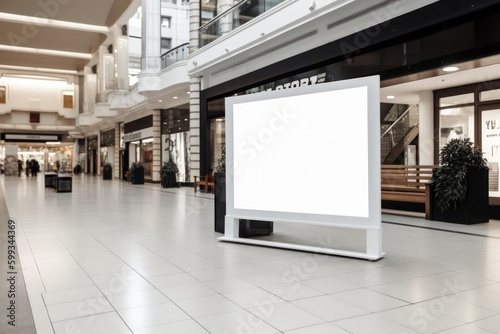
[2,175,500,333]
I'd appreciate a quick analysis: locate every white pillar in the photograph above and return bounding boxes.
[141,0,161,72]
[189,0,200,181]
[419,91,434,165]
[113,25,130,91]
[153,110,162,182]
[97,45,114,102]
[83,66,97,114]
[189,77,201,181]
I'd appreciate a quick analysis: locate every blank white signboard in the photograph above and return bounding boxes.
[221,76,382,260]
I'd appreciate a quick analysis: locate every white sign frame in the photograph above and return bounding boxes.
[219,76,383,260]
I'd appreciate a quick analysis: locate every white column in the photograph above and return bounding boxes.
[153,110,162,182]
[97,45,114,102]
[419,91,434,165]
[218,0,233,35]
[83,66,97,114]
[189,0,201,181]
[141,0,161,72]
[189,0,200,52]
[189,77,201,181]
[114,123,120,179]
[113,25,130,91]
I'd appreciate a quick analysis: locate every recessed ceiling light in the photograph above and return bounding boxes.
[158,99,162,102]
[386,95,395,99]
[442,66,460,72]
[173,96,178,99]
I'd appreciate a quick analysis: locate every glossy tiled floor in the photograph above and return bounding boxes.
[2,174,500,334]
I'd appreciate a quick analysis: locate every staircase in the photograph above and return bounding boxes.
[381,104,418,165]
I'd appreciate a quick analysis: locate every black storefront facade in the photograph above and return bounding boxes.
[199,0,500,218]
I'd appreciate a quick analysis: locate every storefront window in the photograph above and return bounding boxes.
[161,106,190,182]
[142,140,153,179]
[438,104,474,149]
[210,118,225,171]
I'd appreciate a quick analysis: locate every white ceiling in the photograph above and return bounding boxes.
[0,0,135,73]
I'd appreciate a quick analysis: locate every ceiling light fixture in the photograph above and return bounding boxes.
[0,65,78,75]
[386,95,395,99]
[0,12,109,33]
[0,44,92,59]
[442,66,460,72]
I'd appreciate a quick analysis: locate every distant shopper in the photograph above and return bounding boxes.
[18,159,22,177]
[30,159,40,177]
[73,164,82,175]
[26,160,31,177]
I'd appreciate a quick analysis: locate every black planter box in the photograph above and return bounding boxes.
[45,172,57,188]
[130,166,144,184]
[214,172,273,236]
[103,167,112,180]
[54,176,72,193]
[430,168,489,224]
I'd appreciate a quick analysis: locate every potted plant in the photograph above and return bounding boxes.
[160,156,179,188]
[103,162,112,180]
[430,138,489,224]
[128,162,144,184]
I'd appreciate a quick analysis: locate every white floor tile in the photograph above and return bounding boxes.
[332,288,409,312]
[334,313,420,334]
[248,301,324,332]
[118,302,190,330]
[291,295,368,322]
[283,322,351,334]
[107,289,171,310]
[196,309,280,334]
[133,319,210,334]
[176,294,242,318]
[46,296,113,322]
[223,288,285,308]
[52,312,130,334]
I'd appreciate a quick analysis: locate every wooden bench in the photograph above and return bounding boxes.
[381,165,437,219]
[194,175,215,193]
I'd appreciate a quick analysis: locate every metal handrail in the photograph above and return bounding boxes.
[160,42,189,59]
[380,104,416,139]
[199,0,248,31]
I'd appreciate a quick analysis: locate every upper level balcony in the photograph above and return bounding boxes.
[188,0,440,87]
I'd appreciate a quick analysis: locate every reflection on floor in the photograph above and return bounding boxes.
[2,174,500,334]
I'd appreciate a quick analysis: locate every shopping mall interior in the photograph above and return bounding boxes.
[3,0,500,333]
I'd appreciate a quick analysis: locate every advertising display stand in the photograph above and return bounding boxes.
[219,76,383,260]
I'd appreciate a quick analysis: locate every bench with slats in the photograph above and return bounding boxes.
[381,165,437,219]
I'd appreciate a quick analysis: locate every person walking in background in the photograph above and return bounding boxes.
[25,159,31,177]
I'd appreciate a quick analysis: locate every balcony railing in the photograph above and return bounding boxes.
[199,0,284,48]
[161,43,189,70]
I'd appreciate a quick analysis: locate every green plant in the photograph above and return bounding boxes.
[159,156,178,188]
[216,145,225,173]
[432,138,488,212]
[160,156,179,174]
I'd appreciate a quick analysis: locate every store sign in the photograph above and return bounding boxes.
[5,134,58,141]
[246,65,334,94]
[123,127,153,142]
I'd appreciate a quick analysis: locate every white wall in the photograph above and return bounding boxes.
[0,76,78,118]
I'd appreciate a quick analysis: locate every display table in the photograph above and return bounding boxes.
[45,173,72,193]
